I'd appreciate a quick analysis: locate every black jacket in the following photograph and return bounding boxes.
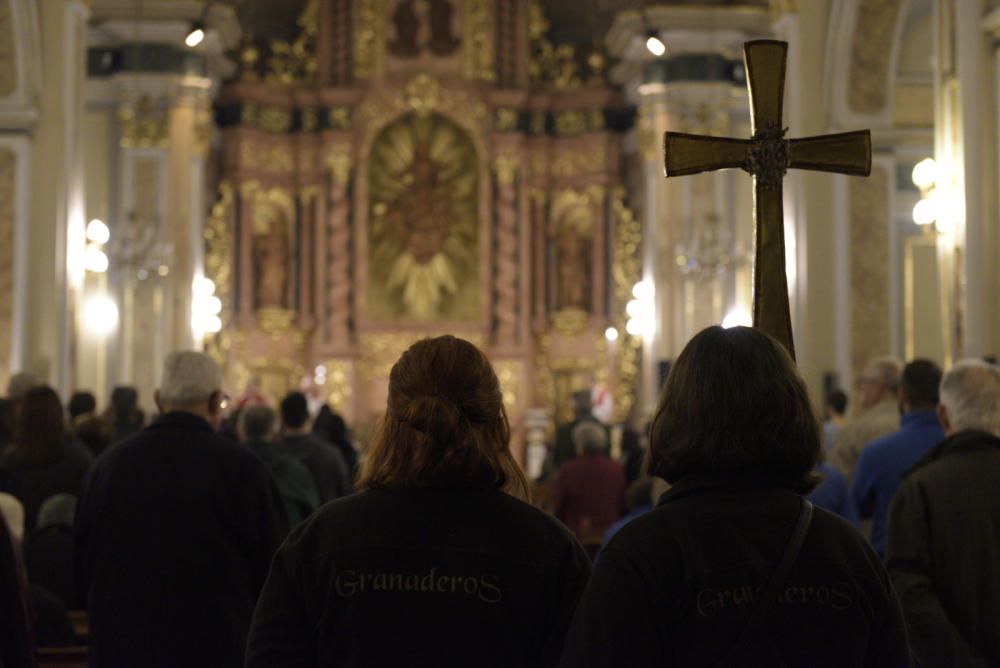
[279,434,350,502]
[559,476,910,667]
[75,412,288,667]
[0,440,92,530]
[247,487,591,667]
[887,429,1000,667]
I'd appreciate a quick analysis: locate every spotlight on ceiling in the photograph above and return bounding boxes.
[185,22,205,48]
[645,31,666,57]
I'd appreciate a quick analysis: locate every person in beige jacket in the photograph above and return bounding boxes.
[830,356,902,480]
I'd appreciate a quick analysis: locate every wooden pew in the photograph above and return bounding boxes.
[37,646,88,667]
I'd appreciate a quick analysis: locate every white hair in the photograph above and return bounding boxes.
[865,356,903,393]
[7,371,40,401]
[573,421,609,455]
[159,351,223,407]
[940,359,1000,437]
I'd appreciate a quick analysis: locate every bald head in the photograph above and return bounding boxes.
[939,360,1000,437]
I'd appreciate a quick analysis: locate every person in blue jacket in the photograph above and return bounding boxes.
[852,359,944,558]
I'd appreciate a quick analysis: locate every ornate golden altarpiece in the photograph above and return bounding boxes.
[207,0,642,452]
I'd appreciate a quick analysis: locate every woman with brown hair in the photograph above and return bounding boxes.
[247,336,590,667]
[559,326,910,667]
[0,386,92,531]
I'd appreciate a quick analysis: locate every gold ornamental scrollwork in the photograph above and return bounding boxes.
[119,100,169,149]
[353,0,385,80]
[357,74,488,157]
[327,149,352,186]
[494,153,519,187]
[204,181,234,366]
[328,107,352,130]
[528,0,581,89]
[610,187,642,423]
[321,359,353,410]
[358,331,485,382]
[256,307,297,337]
[493,360,521,413]
[495,108,519,132]
[258,106,292,133]
[463,0,496,82]
[265,0,318,86]
[405,73,443,116]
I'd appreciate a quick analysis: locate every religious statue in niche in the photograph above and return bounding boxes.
[368,112,478,321]
[389,0,461,58]
[253,212,291,310]
[551,201,594,312]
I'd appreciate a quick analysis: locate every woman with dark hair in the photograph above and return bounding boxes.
[559,326,909,667]
[0,387,92,530]
[247,336,590,667]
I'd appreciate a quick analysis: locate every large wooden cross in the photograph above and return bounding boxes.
[663,40,871,359]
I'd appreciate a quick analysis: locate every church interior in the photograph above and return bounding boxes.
[2,0,996,448]
[1,0,1000,664]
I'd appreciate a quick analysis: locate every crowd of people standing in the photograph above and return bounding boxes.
[0,328,997,666]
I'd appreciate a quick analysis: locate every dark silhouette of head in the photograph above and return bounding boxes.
[68,391,97,420]
[900,359,942,412]
[280,392,310,430]
[13,386,66,466]
[648,326,821,495]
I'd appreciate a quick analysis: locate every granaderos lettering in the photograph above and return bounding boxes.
[335,567,503,604]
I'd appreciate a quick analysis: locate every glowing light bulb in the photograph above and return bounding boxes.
[86,219,110,244]
[604,327,619,342]
[82,294,119,337]
[185,26,205,48]
[645,33,666,57]
[911,158,937,191]
[83,245,109,273]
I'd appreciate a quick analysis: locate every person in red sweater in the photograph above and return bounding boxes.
[553,421,626,542]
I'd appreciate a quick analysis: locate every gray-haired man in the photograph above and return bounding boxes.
[887,359,1000,667]
[75,351,288,668]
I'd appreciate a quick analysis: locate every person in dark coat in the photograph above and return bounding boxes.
[106,385,144,444]
[0,386,92,530]
[313,404,359,484]
[888,359,1000,667]
[559,326,910,667]
[553,421,626,540]
[280,392,350,502]
[23,493,78,609]
[239,404,320,527]
[247,336,591,667]
[75,351,288,668]
[0,503,34,667]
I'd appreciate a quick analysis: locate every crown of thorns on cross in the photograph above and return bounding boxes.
[743,121,790,189]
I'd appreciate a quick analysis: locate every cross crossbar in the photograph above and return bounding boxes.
[662,39,872,359]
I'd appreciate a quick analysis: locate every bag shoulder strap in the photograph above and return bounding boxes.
[716,498,814,666]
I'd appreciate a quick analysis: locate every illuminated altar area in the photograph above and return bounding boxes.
[205,0,643,446]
